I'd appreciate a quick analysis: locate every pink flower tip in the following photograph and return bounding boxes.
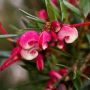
[37,9,48,21]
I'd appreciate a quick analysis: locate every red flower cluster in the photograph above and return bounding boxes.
[45,68,68,90]
[0,21,78,71]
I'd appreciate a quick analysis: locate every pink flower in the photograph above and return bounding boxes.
[45,79,54,90]
[37,9,48,21]
[39,31,51,50]
[52,0,58,5]
[19,31,39,49]
[58,68,68,76]
[35,54,44,71]
[58,25,78,44]
[19,31,39,60]
[49,70,62,80]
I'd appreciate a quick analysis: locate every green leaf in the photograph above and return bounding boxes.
[45,0,59,21]
[73,71,82,90]
[86,33,90,44]
[63,0,81,16]
[58,0,68,21]
[19,9,44,23]
[79,0,90,17]
[0,34,18,38]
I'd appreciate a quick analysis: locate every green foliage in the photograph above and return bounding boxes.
[45,0,59,21]
[79,0,90,17]
[63,0,81,17]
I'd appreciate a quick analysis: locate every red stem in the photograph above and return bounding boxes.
[70,22,90,27]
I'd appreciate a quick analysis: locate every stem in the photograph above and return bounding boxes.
[71,22,90,27]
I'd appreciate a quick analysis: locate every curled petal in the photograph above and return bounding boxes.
[37,9,48,21]
[35,54,44,71]
[19,31,39,49]
[39,31,51,50]
[49,70,62,80]
[58,25,78,43]
[21,49,38,60]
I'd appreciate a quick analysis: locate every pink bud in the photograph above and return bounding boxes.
[58,25,78,43]
[51,21,61,32]
[49,70,62,80]
[35,54,44,71]
[19,31,39,49]
[45,79,54,90]
[39,31,51,50]
[52,0,58,5]
[59,68,68,76]
[37,9,48,21]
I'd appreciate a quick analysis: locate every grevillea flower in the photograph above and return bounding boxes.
[19,31,39,60]
[58,25,78,44]
[37,9,48,21]
[45,68,68,90]
[0,28,51,71]
[19,31,39,49]
[39,31,51,50]
[49,70,62,80]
